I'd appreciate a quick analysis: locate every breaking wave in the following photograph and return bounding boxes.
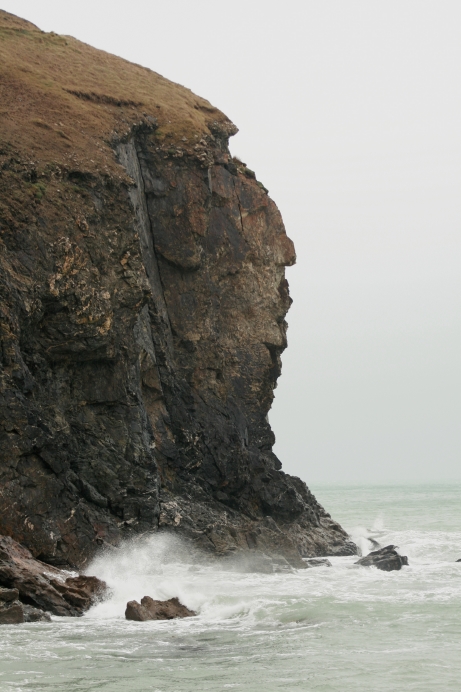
[2,484,461,691]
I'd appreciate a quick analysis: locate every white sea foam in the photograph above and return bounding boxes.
[1,484,461,691]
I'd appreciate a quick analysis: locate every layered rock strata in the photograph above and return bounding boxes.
[0,10,355,570]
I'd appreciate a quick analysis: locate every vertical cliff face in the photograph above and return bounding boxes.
[0,11,356,567]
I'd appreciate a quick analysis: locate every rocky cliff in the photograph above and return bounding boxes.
[0,10,356,569]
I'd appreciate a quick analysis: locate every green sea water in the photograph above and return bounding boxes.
[1,484,460,691]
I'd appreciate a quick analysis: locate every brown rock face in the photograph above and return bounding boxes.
[0,10,356,569]
[0,601,24,624]
[0,587,19,602]
[0,535,106,616]
[125,596,196,621]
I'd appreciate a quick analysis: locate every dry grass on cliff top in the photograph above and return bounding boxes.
[0,10,234,175]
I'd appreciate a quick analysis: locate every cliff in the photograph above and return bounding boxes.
[0,10,356,568]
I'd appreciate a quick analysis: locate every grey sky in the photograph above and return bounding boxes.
[3,0,460,484]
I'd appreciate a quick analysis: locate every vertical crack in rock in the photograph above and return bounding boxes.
[116,139,174,363]
[233,179,246,238]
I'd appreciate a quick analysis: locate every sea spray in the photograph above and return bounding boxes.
[86,533,275,623]
[1,485,460,691]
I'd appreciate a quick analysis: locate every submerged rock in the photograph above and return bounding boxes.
[0,535,106,620]
[230,551,295,573]
[304,558,332,568]
[355,545,408,572]
[125,596,196,621]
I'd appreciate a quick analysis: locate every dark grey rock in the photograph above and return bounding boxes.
[23,604,52,622]
[355,545,409,572]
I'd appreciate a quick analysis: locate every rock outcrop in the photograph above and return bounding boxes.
[355,545,408,572]
[0,535,106,618]
[0,595,25,624]
[0,10,356,571]
[0,586,52,623]
[125,596,196,621]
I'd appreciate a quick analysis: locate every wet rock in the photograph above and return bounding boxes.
[50,575,107,612]
[125,596,196,621]
[23,604,52,622]
[0,600,24,624]
[0,535,106,617]
[304,558,332,568]
[0,587,19,602]
[355,545,408,572]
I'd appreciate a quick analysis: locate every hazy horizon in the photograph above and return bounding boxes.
[3,0,460,485]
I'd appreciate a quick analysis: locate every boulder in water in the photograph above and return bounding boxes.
[232,551,295,574]
[125,596,196,621]
[355,545,408,572]
[0,534,107,618]
[0,600,24,624]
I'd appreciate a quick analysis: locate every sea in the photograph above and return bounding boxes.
[1,483,460,691]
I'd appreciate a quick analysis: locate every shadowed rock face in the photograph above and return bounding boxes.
[0,588,52,623]
[0,10,356,569]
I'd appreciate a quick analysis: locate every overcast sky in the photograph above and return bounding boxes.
[3,0,460,484]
